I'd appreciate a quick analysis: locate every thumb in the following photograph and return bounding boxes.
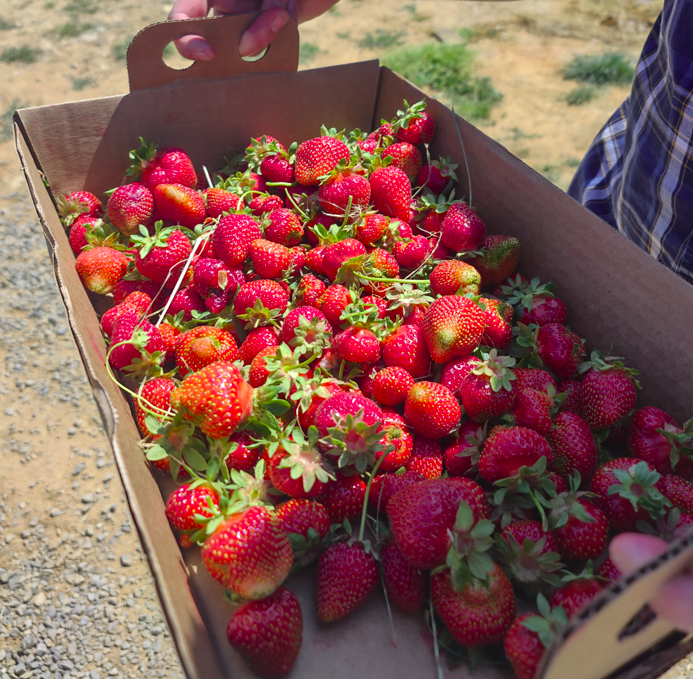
[609,533,670,574]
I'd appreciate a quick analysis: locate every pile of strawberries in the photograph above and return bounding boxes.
[61,99,693,679]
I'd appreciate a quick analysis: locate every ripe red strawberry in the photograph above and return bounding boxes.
[68,216,103,254]
[431,564,516,646]
[305,245,326,275]
[260,154,295,183]
[589,458,669,531]
[557,379,581,413]
[248,346,278,388]
[549,579,602,619]
[333,327,380,364]
[375,411,413,472]
[422,295,486,363]
[467,235,520,286]
[444,421,484,476]
[171,361,253,439]
[440,355,477,394]
[550,495,608,561]
[202,505,292,599]
[58,190,102,226]
[236,327,279,365]
[293,274,326,307]
[404,381,461,439]
[316,284,352,328]
[175,326,238,377]
[548,412,597,480]
[368,469,424,514]
[371,366,415,406]
[109,311,164,373]
[658,474,693,514]
[158,322,181,361]
[318,170,371,217]
[153,183,206,228]
[380,542,426,614]
[362,248,400,295]
[388,477,488,569]
[128,141,197,192]
[515,367,557,393]
[101,291,151,338]
[133,226,192,287]
[212,213,262,267]
[511,388,555,435]
[106,183,155,236]
[276,499,331,541]
[268,445,332,499]
[354,213,389,246]
[250,192,283,216]
[295,377,345,429]
[319,474,367,523]
[135,376,177,436]
[226,586,302,679]
[520,294,567,326]
[295,136,350,186]
[204,187,243,219]
[165,483,220,538]
[224,431,261,473]
[168,287,207,321]
[441,202,486,253]
[192,258,244,313]
[626,407,689,474]
[233,280,290,325]
[384,142,422,181]
[370,166,412,222]
[322,238,367,282]
[536,323,585,379]
[76,246,129,294]
[580,356,639,430]
[405,436,444,479]
[265,208,304,247]
[430,259,481,296]
[394,103,435,145]
[417,158,457,194]
[112,279,162,306]
[381,324,431,378]
[317,541,378,623]
[249,238,291,279]
[461,350,517,423]
[479,426,554,484]
[392,235,430,269]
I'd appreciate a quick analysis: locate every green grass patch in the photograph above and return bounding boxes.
[565,84,596,106]
[299,42,320,66]
[111,36,132,61]
[562,53,634,86]
[69,75,97,90]
[357,29,406,51]
[64,0,97,13]
[54,19,94,38]
[0,18,18,30]
[0,45,40,63]
[382,42,502,120]
[0,99,25,142]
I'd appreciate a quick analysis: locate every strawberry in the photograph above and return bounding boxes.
[315,284,353,329]
[100,291,151,338]
[515,367,557,393]
[171,361,253,439]
[332,326,380,364]
[192,258,244,313]
[597,557,621,583]
[369,469,424,514]
[225,431,261,473]
[511,388,555,435]
[249,238,291,279]
[295,136,350,186]
[579,353,639,430]
[392,235,430,269]
[244,134,287,168]
[392,100,436,145]
[108,312,164,374]
[57,190,102,226]
[362,248,400,295]
[658,474,693,514]
[380,542,426,614]
[317,541,378,623]
[112,278,163,306]
[371,366,415,406]
[444,421,484,476]
[165,483,220,539]
[202,505,292,599]
[204,187,243,219]
[268,442,333,500]
[168,287,207,321]
[375,411,413,472]
[237,327,280,365]
[431,564,516,646]
[387,477,488,569]
[557,379,582,413]
[369,166,412,222]
[626,406,691,474]
[158,322,181,361]
[589,459,670,531]
[536,323,585,379]
[548,412,597,480]
[422,295,486,363]
[318,170,371,217]
[212,213,262,267]
[128,140,197,191]
[265,208,304,247]
[354,213,389,246]
[467,235,520,286]
[106,183,155,236]
[76,246,128,294]
[153,183,206,228]
[226,587,302,679]
[293,274,326,307]
[549,579,602,619]
[440,355,478,394]
[381,324,431,378]
[479,426,554,484]
[404,436,444,478]
[233,280,290,327]
[383,142,422,180]
[175,326,238,377]
[319,474,367,523]
[322,238,367,282]
[250,193,284,216]
[441,202,486,253]
[417,158,457,194]
[404,381,461,439]
[248,346,279,388]
[430,259,481,296]
[68,216,102,254]
[132,225,192,287]
[276,498,331,541]
[550,494,608,561]
[305,245,326,275]
[461,350,517,423]
[520,294,567,327]
[135,376,177,436]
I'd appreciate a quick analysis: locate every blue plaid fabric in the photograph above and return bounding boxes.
[567,0,693,284]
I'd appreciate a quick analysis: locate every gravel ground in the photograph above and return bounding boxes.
[0,189,185,679]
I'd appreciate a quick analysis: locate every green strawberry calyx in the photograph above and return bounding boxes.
[577,349,641,387]
[502,276,555,312]
[608,461,671,518]
[548,472,599,530]
[277,426,336,494]
[130,222,175,259]
[657,417,693,469]
[521,593,568,648]
[125,137,158,179]
[494,532,564,589]
[469,348,517,393]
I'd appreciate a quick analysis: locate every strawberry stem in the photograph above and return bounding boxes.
[357,273,430,285]
[358,453,387,543]
[429,584,445,679]
[527,487,549,532]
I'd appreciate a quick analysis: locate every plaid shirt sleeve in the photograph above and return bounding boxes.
[567,0,693,285]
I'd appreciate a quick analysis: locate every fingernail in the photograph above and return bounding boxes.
[238,33,254,57]
[271,15,288,33]
[192,50,211,61]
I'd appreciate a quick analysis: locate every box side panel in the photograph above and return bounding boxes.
[15,124,224,679]
[17,60,380,202]
[376,68,693,424]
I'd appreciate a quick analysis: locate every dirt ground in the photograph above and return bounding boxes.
[1,0,687,677]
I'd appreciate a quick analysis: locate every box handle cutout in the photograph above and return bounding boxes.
[127,14,299,91]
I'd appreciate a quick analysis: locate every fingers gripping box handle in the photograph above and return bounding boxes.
[127,14,300,91]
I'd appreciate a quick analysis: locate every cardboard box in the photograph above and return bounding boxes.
[13,13,693,679]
